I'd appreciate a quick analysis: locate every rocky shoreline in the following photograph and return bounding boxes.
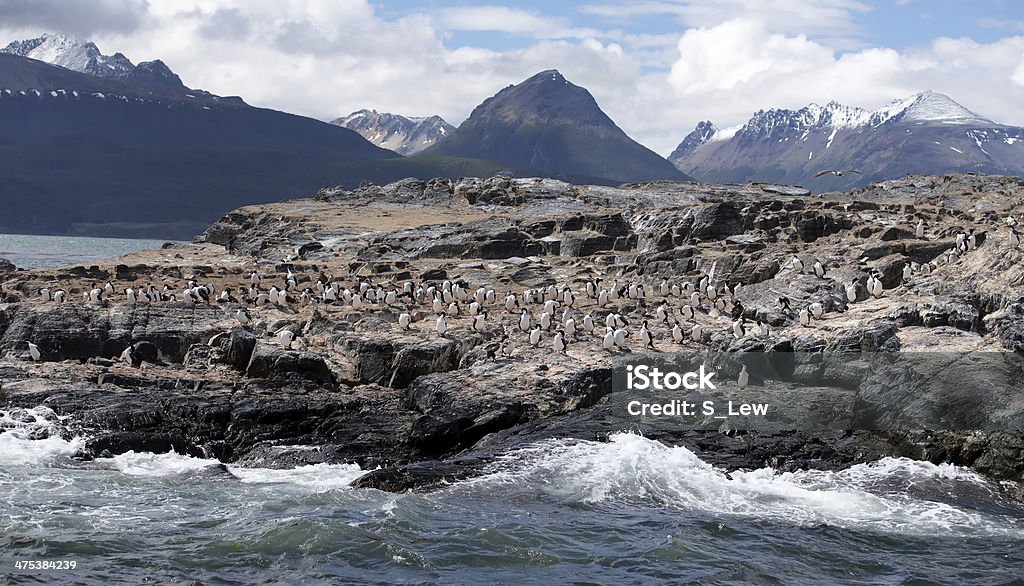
[2,173,1024,491]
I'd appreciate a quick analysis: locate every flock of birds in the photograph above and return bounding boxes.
[21,216,1022,367]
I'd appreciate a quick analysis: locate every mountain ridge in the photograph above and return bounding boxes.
[424,69,690,184]
[670,91,1022,191]
[2,33,188,92]
[332,109,455,155]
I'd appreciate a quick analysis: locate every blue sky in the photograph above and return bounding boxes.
[2,0,1023,154]
[384,0,1024,57]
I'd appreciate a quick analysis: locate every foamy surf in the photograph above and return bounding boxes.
[0,406,84,465]
[109,450,223,476]
[227,462,366,491]
[468,432,1022,538]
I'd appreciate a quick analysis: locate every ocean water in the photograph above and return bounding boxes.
[2,406,1022,584]
[0,234,171,270]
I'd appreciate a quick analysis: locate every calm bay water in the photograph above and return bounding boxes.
[2,407,1022,584]
[0,234,171,270]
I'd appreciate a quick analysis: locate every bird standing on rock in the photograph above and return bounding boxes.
[553,330,567,354]
[640,321,655,350]
[691,324,702,343]
[530,325,542,348]
[235,308,252,327]
[26,341,41,362]
[276,329,295,347]
[519,309,532,332]
[846,280,858,303]
[603,328,615,351]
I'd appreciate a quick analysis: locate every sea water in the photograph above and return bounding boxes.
[0,234,171,270]
[2,406,1022,584]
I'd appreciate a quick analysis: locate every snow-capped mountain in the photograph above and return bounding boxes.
[670,91,1022,191]
[332,109,455,155]
[1,33,185,91]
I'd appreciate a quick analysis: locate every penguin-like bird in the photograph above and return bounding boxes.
[640,321,655,350]
[26,341,41,362]
[737,364,749,390]
[553,330,567,354]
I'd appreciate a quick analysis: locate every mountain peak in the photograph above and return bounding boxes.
[1,32,185,92]
[2,33,109,73]
[425,70,688,183]
[526,69,566,83]
[669,121,718,162]
[466,69,616,129]
[332,109,455,156]
[896,90,989,123]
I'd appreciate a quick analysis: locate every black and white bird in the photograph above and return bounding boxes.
[603,327,616,351]
[737,364,749,390]
[26,341,41,362]
[814,169,861,177]
[732,318,746,339]
[777,296,791,312]
[276,329,295,347]
[519,309,532,332]
[235,308,252,327]
[472,312,486,332]
[398,312,412,330]
[530,324,542,348]
[582,314,595,333]
[553,330,567,353]
[640,321,655,350]
[809,302,824,319]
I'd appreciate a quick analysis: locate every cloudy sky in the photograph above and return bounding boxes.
[2,0,1024,155]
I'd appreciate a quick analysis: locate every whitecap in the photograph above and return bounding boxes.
[227,462,366,492]
[110,450,221,476]
[468,432,1022,538]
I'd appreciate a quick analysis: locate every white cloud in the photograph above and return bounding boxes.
[1,0,1023,160]
[439,5,601,39]
[659,19,1024,154]
[581,0,871,42]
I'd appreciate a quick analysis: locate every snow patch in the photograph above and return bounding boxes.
[825,127,838,149]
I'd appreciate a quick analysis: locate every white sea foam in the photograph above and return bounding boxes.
[0,407,84,465]
[110,450,222,476]
[471,432,1020,537]
[228,462,366,491]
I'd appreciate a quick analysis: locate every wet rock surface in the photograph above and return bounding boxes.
[3,173,1024,491]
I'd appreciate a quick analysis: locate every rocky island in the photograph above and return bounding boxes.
[2,173,1023,491]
